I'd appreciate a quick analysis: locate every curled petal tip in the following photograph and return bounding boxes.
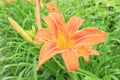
[90,50,100,56]
[83,56,89,62]
[36,65,40,71]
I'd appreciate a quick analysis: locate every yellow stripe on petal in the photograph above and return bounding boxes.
[56,32,67,49]
[56,31,75,49]
[67,39,75,49]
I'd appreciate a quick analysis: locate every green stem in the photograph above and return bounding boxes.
[53,57,65,70]
[72,69,101,80]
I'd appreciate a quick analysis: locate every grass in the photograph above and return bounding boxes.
[0,0,120,80]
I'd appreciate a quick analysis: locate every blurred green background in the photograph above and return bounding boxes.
[0,0,120,80]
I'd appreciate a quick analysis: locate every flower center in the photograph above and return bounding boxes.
[79,46,90,56]
[56,32,75,49]
[79,49,86,55]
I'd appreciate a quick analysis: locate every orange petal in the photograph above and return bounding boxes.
[43,15,57,38]
[72,28,106,46]
[83,56,89,62]
[43,12,65,30]
[38,0,40,4]
[82,50,99,62]
[46,1,59,12]
[34,29,52,44]
[61,48,79,71]
[43,12,66,38]
[90,50,100,56]
[76,45,100,62]
[67,16,84,34]
[49,12,65,28]
[36,42,62,71]
[77,45,100,56]
[77,45,93,56]
[35,0,42,29]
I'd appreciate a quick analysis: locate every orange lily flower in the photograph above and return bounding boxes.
[35,1,106,72]
[76,45,100,62]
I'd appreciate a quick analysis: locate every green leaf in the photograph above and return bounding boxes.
[41,71,51,80]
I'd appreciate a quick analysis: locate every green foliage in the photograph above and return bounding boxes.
[0,0,120,80]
